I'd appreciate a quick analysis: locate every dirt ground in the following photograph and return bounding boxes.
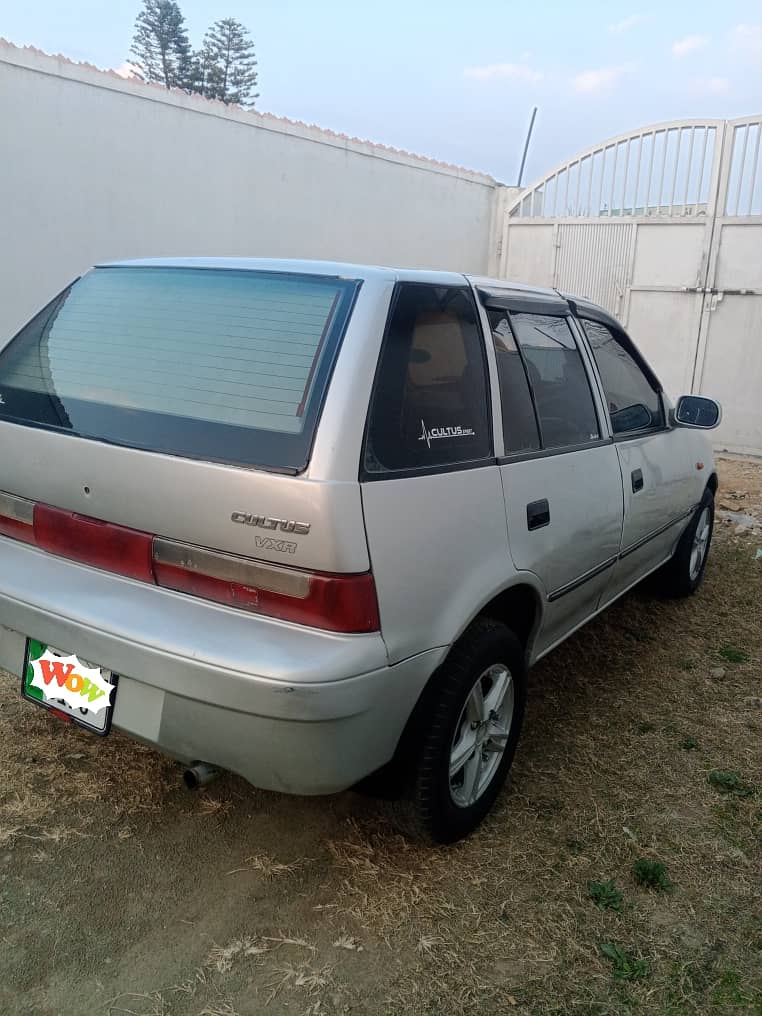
[1,457,760,1016]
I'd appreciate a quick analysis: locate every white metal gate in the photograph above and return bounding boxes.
[495,116,762,455]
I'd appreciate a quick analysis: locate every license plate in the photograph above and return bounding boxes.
[21,640,118,736]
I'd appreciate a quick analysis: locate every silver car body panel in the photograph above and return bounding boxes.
[499,444,624,656]
[360,465,526,664]
[0,258,716,794]
[601,428,709,606]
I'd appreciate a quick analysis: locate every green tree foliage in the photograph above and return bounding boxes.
[130,0,191,89]
[186,40,216,97]
[197,18,259,107]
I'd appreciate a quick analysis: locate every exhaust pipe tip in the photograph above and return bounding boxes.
[183,762,221,790]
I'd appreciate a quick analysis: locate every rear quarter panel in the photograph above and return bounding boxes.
[361,465,534,663]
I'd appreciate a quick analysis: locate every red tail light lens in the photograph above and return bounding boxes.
[0,491,380,634]
[34,504,155,583]
[0,513,36,544]
[152,540,380,633]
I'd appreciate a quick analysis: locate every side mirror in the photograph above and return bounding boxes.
[673,395,722,430]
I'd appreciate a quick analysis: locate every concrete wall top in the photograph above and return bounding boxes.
[0,39,496,188]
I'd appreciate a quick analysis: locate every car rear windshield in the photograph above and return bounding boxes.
[0,266,359,471]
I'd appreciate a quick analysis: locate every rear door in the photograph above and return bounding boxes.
[359,281,510,664]
[577,313,699,604]
[478,291,624,657]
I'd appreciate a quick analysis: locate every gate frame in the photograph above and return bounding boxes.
[496,116,762,401]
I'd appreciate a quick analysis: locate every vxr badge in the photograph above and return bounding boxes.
[255,536,297,554]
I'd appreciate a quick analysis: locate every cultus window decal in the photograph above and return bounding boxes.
[418,419,476,449]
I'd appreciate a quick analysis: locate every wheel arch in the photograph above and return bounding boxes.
[357,580,542,798]
[474,581,544,659]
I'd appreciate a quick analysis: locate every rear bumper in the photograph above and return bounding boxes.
[0,537,445,793]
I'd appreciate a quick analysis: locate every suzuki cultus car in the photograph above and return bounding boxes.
[0,259,721,841]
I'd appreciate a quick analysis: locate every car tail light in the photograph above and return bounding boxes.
[0,490,380,634]
[152,539,380,633]
[34,504,155,583]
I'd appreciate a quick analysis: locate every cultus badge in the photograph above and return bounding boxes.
[231,512,311,535]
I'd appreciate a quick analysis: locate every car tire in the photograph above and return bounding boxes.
[658,487,714,598]
[392,618,527,844]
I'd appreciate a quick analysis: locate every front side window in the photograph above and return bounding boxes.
[581,319,664,435]
[510,312,601,449]
[364,283,492,473]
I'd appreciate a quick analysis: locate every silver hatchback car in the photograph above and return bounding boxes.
[0,259,721,842]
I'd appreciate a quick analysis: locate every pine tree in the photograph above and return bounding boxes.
[186,41,216,97]
[200,18,259,107]
[129,0,191,89]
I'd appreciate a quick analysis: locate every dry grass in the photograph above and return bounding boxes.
[264,961,334,1005]
[226,852,310,878]
[716,455,762,519]
[0,690,179,851]
[0,456,760,1015]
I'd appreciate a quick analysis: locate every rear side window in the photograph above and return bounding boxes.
[581,319,664,435]
[0,267,358,470]
[510,313,600,449]
[364,283,492,474]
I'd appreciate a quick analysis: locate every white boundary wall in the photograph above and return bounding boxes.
[0,41,504,342]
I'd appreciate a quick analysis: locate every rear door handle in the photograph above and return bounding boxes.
[631,468,644,493]
[527,498,550,531]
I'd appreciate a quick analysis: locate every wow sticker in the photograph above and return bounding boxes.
[29,650,115,714]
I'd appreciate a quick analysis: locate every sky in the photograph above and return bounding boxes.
[2,1,761,182]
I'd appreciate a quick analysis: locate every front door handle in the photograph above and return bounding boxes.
[632,468,644,493]
[527,498,550,531]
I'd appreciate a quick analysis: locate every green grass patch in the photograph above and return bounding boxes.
[633,858,673,892]
[712,968,757,1008]
[719,645,748,664]
[680,735,699,750]
[599,942,649,982]
[708,770,754,797]
[588,879,624,912]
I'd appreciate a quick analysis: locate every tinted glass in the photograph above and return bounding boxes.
[581,319,664,435]
[488,310,540,454]
[510,313,600,449]
[365,283,491,473]
[0,267,358,470]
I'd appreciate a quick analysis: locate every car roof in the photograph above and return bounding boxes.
[98,257,467,287]
[97,257,577,304]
